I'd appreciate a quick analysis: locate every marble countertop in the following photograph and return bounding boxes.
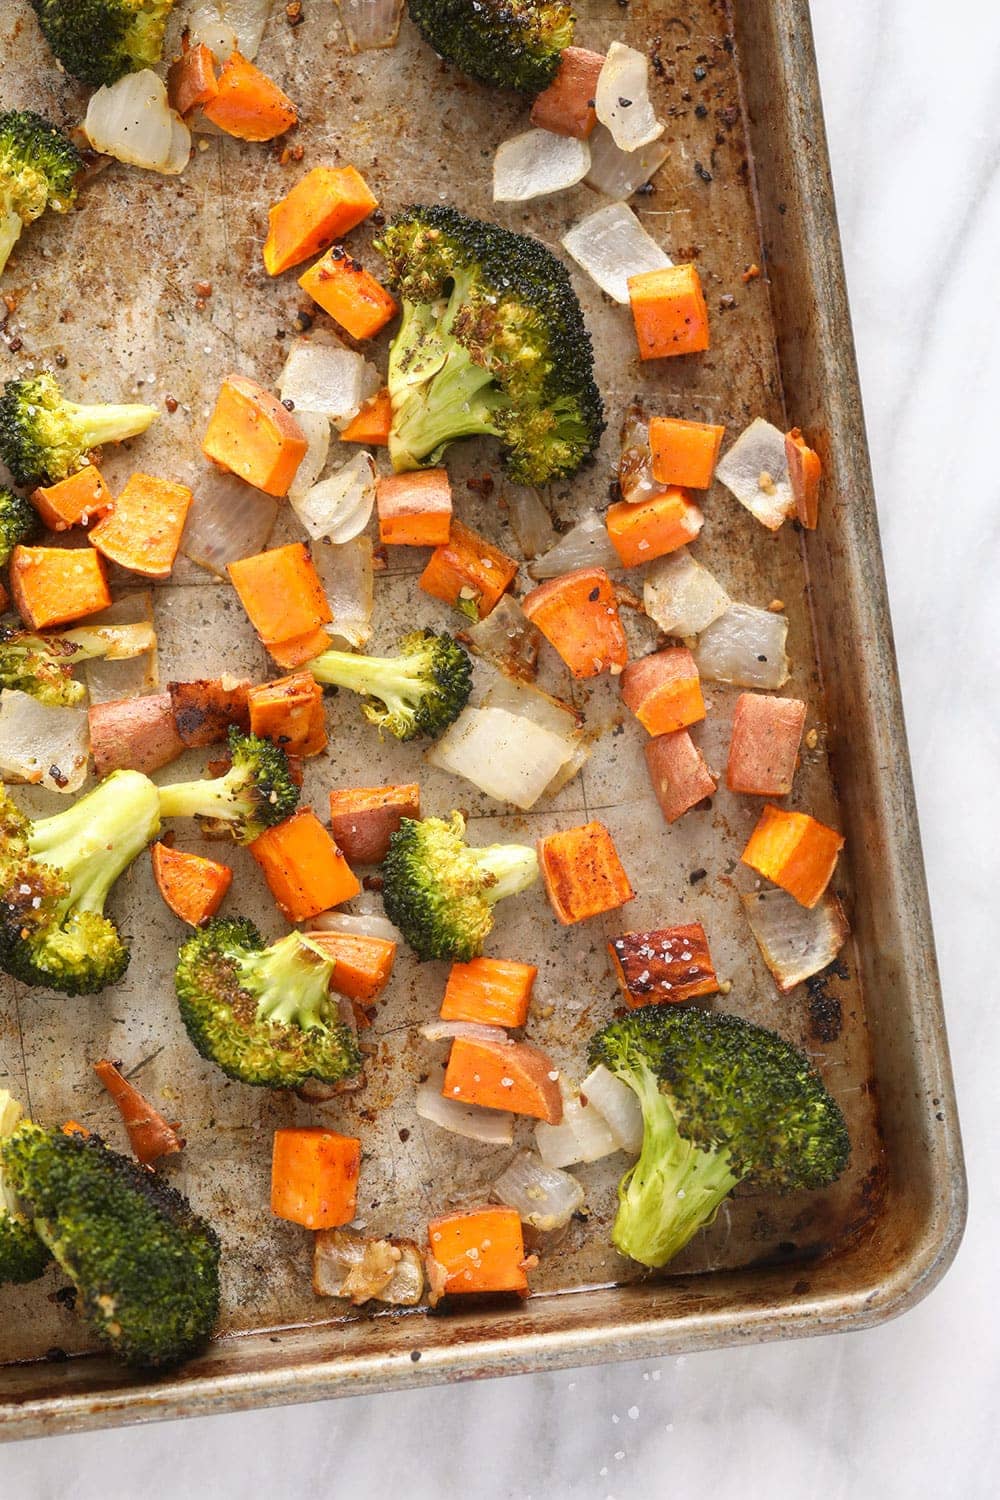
[5,1,996,1493]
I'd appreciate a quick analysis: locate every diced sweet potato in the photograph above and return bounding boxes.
[304,931,397,1003]
[9,545,111,630]
[228,543,332,663]
[620,647,705,736]
[250,809,361,922]
[785,427,822,529]
[327,783,420,865]
[168,676,252,748]
[426,1207,529,1299]
[648,416,725,489]
[151,842,232,926]
[88,472,192,580]
[645,730,716,823]
[203,375,308,497]
[726,693,806,796]
[418,520,519,621]
[271,1128,360,1229]
[298,248,398,341]
[628,263,710,360]
[31,465,112,531]
[609,923,719,1006]
[529,47,605,138]
[263,165,378,277]
[606,487,704,567]
[741,805,844,908]
[376,469,452,547]
[88,693,185,777]
[538,821,634,925]
[443,1036,562,1123]
[521,567,628,679]
[247,672,327,757]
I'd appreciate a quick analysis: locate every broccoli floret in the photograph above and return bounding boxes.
[382,811,538,961]
[1,1119,220,1367]
[28,1,176,88]
[409,0,574,93]
[157,728,299,843]
[174,917,363,1089]
[588,1007,851,1270]
[375,206,604,486]
[0,372,159,489]
[0,769,161,995]
[0,1089,51,1284]
[306,629,472,741]
[0,485,39,567]
[0,110,81,279]
[0,620,155,706]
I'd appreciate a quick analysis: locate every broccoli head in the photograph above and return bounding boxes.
[381,811,538,961]
[409,0,574,93]
[0,620,156,706]
[0,485,39,567]
[306,629,472,741]
[375,205,604,486]
[28,1,176,88]
[0,769,161,995]
[1,1118,220,1367]
[0,1089,51,1284]
[174,917,363,1089]
[157,728,299,842]
[0,371,159,489]
[589,1007,851,1269]
[0,110,81,278]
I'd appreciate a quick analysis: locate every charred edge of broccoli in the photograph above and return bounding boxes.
[0,487,39,567]
[28,1,176,89]
[408,0,575,93]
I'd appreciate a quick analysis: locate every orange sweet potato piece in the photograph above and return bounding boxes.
[726,693,806,796]
[271,1128,361,1229]
[785,427,822,529]
[31,465,112,531]
[167,41,219,118]
[168,676,251,747]
[227,543,332,661]
[247,672,327,757]
[644,730,716,823]
[202,52,297,141]
[376,469,452,547]
[151,842,233,926]
[741,805,845,908]
[442,1035,563,1123]
[327,783,420,865]
[440,957,537,1029]
[203,375,308,497]
[304,930,397,1003]
[538,821,634,925]
[340,387,392,446]
[419,519,519,621]
[93,1059,185,1168]
[628,263,710,360]
[529,47,605,138]
[298,247,398,340]
[648,416,725,488]
[521,567,627,679]
[606,487,704,566]
[263,165,378,276]
[9,544,111,630]
[250,808,360,922]
[609,923,720,1007]
[89,693,185,777]
[427,1206,530,1298]
[620,646,705,736]
[88,472,192,580]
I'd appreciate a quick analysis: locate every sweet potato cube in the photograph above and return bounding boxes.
[427,1207,529,1298]
[376,469,452,547]
[151,843,232,926]
[741,805,844,909]
[263,165,378,276]
[521,567,628,679]
[167,41,219,117]
[538,820,634,925]
[442,1036,562,1123]
[609,922,720,1006]
[298,248,398,340]
[726,693,806,796]
[89,692,185,777]
[248,672,327,757]
[628,263,710,360]
[644,730,716,823]
[203,375,308,497]
[419,519,519,620]
[271,1128,360,1229]
[648,416,725,488]
[340,388,392,446]
[168,676,251,748]
[621,647,705,736]
[228,543,332,662]
[202,51,297,142]
[251,809,360,922]
[606,487,704,567]
[304,930,397,1003]
[785,427,822,529]
[88,472,192,580]
[9,544,111,630]
[440,957,537,1029]
[328,783,421,865]
[31,465,112,531]
[529,47,605,138]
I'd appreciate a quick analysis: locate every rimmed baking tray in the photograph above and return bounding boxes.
[0,0,966,1438]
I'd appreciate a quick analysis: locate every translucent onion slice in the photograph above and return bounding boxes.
[419,1020,509,1044]
[278,336,381,428]
[219,0,273,59]
[334,0,405,51]
[528,509,621,579]
[562,202,671,304]
[311,908,402,943]
[287,410,331,504]
[716,418,795,531]
[84,71,191,175]
[493,129,590,202]
[542,738,590,800]
[585,126,669,200]
[416,1079,514,1145]
[181,470,278,577]
[313,1229,424,1305]
[643,547,731,638]
[494,1151,584,1231]
[291,452,376,543]
[534,1092,618,1168]
[506,486,557,559]
[693,604,790,689]
[83,593,158,704]
[0,691,89,793]
[619,408,666,505]
[426,705,575,810]
[581,1064,643,1155]
[464,596,541,682]
[311,536,374,648]
[742,887,850,993]
[479,672,580,740]
[595,43,665,152]
[188,7,239,64]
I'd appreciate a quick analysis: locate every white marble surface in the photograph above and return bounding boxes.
[5,0,998,1492]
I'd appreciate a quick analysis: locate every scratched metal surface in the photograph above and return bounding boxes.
[0,0,957,1433]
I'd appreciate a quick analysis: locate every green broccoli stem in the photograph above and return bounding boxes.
[613,1059,740,1268]
[472,843,540,904]
[157,767,250,824]
[390,341,502,471]
[238,933,336,1031]
[306,647,427,716]
[28,770,161,916]
[67,399,160,451]
[0,206,23,276]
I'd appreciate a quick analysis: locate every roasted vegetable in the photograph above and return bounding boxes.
[0,485,39,567]
[0,621,155,707]
[0,110,81,277]
[27,0,177,88]
[0,372,158,489]
[305,629,472,741]
[157,728,299,843]
[408,0,574,93]
[0,1090,50,1285]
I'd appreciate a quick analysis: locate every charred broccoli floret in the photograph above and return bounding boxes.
[375,206,604,485]
[382,811,538,961]
[1,1115,220,1367]
[0,770,161,995]
[174,917,363,1089]
[0,485,39,566]
[305,629,472,741]
[409,0,574,93]
[0,110,81,278]
[0,621,156,706]
[28,1,177,88]
[157,728,299,843]
[589,1007,851,1270]
[0,372,159,489]
[0,1090,51,1284]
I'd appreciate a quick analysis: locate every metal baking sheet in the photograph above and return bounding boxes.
[0,0,966,1437]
